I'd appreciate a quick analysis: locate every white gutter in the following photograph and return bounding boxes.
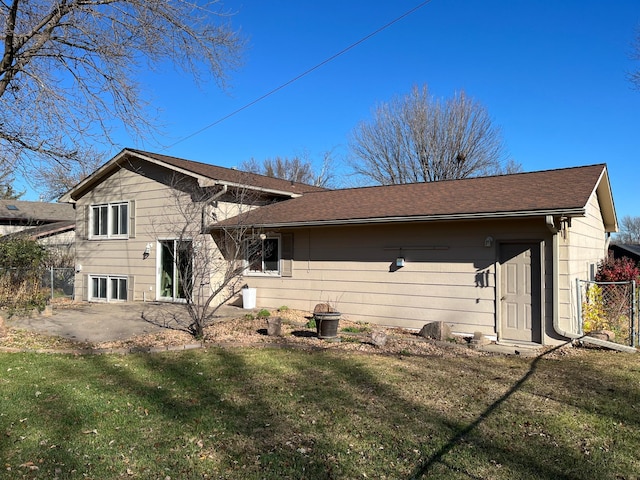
[547,215,636,353]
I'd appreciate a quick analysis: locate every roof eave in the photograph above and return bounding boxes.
[593,167,618,233]
[60,149,132,203]
[211,208,588,230]
[60,149,303,202]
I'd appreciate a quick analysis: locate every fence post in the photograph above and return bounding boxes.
[50,266,54,301]
[633,280,637,348]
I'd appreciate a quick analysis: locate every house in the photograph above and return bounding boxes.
[0,200,76,264]
[61,149,617,346]
[0,199,74,236]
[609,244,640,265]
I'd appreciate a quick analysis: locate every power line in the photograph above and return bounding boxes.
[164,1,433,150]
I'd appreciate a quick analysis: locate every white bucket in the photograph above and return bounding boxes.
[241,287,257,309]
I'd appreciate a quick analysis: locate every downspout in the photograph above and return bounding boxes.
[546,215,572,339]
[210,184,228,203]
[547,216,636,353]
[201,185,227,232]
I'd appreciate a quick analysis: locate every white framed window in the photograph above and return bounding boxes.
[90,275,128,301]
[245,235,280,276]
[90,201,129,238]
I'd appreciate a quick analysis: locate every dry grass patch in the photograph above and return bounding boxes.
[0,333,638,478]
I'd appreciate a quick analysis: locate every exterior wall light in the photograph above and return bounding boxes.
[396,257,405,267]
[484,236,494,248]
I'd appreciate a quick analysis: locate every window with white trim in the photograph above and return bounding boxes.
[90,201,128,238]
[245,236,280,275]
[90,275,128,301]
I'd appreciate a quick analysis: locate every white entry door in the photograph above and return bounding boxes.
[499,243,541,343]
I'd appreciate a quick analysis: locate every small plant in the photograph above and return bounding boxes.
[0,236,49,312]
[306,318,316,329]
[341,325,370,334]
[582,284,608,333]
[257,309,271,319]
[244,313,255,320]
[340,336,361,344]
[277,305,289,312]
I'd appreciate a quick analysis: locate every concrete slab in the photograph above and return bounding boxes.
[476,343,542,357]
[5,302,247,343]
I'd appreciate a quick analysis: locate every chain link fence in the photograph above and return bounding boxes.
[578,280,638,347]
[40,267,75,300]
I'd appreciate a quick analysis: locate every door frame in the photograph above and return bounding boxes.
[496,240,544,345]
[156,238,193,302]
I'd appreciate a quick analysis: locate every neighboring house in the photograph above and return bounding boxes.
[0,200,76,264]
[61,149,617,346]
[0,199,74,235]
[609,243,640,265]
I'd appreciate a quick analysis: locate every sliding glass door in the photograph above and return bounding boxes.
[158,239,193,301]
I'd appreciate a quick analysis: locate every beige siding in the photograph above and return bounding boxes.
[556,192,609,335]
[70,158,612,344]
[244,219,552,336]
[73,160,233,302]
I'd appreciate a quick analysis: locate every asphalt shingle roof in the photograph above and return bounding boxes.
[0,200,75,223]
[129,149,326,196]
[215,164,608,227]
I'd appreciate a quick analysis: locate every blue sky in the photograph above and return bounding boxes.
[33,1,640,220]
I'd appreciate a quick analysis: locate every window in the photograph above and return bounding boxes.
[91,202,128,238]
[246,236,280,275]
[90,275,128,301]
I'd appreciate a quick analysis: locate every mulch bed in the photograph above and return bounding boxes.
[0,307,583,358]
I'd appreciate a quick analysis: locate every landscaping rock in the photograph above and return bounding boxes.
[419,321,451,341]
[371,330,388,347]
[267,317,282,336]
[470,331,491,347]
[587,330,615,342]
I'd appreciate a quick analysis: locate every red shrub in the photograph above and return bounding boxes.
[595,255,640,282]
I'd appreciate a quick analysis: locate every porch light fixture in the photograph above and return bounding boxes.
[484,236,494,248]
[396,257,405,267]
[143,243,152,259]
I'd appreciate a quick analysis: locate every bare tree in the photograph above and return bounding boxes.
[349,85,517,184]
[0,168,23,199]
[241,150,335,187]
[145,174,260,338]
[630,27,640,90]
[616,215,640,244]
[0,0,243,178]
[33,150,104,201]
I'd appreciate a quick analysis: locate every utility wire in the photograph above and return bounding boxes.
[164,1,432,150]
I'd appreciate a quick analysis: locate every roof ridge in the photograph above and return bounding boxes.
[295,163,608,194]
[126,148,326,191]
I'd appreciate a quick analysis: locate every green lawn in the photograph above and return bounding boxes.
[0,346,639,479]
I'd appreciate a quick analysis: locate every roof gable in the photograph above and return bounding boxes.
[60,148,326,202]
[214,164,617,231]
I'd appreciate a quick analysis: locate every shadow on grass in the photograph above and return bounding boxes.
[408,342,573,479]
[1,342,638,478]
